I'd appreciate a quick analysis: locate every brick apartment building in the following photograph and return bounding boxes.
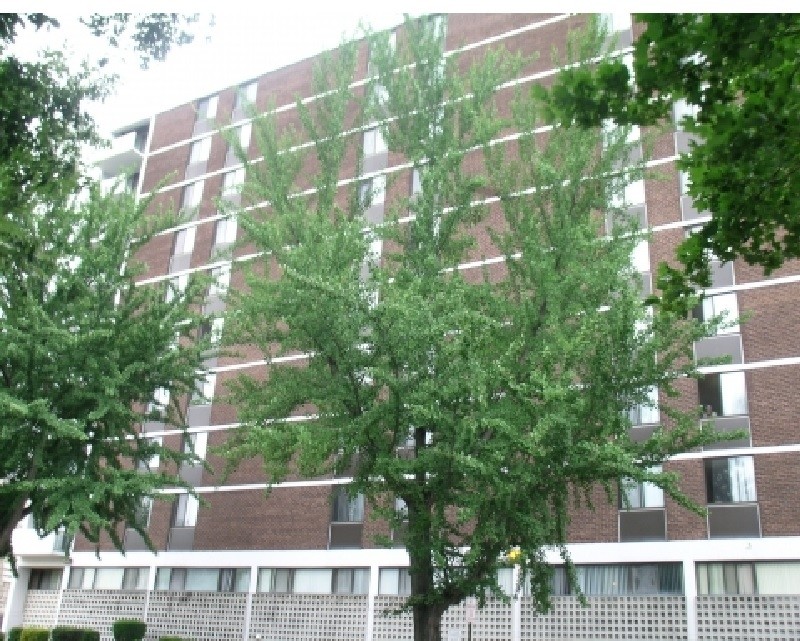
[3,13,800,641]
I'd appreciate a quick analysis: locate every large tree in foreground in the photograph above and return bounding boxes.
[543,14,800,309]
[223,17,725,641]
[0,186,209,566]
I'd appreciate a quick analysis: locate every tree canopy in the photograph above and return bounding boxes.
[222,17,727,641]
[0,11,209,566]
[543,14,800,309]
[0,185,210,566]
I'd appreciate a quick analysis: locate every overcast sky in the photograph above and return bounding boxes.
[10,9,421,139]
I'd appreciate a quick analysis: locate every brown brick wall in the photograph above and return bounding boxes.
[755,452,800,537]
[103,14,800,556]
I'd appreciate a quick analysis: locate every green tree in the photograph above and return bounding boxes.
[223,17,725,641]
[0,185,209,566]
[543,14,800,309]
[0,12,201,262]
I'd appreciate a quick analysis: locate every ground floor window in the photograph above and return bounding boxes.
[536,563,683,596]
[28,569,62,590]
[697,562,800,595]
[154,567,249,592]
[257,568,369,595]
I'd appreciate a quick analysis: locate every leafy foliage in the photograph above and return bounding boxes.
[0,185,210,566]
[223,16,727,641]
[52,627,100,641]
[543,14,800,310]
[112,620,146,641]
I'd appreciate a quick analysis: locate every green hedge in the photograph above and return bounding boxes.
[112,620,146,641]
[159,637,187,641]
[8,628,23,641]
[52,627,100,641]
[20,629,49,641]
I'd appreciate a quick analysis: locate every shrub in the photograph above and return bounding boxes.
[1,631,5,641]
[8,628,23,641]
[159,637,186,641]
[52,627,99,641]
[112,620,145,641]
[20,629,49,641]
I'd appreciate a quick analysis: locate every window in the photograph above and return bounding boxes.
[182,180,204,210]
[628,386,659,426]
[620,466,665,509]
[543,563,682,596]
[363,127,387,156]
[188,137,212,165]
[378,568,411,595]
[215,216,238,246]
[255,568,368,594]
[358,175,386,208]
[698,371,747,417]
[147,387,170,418]
[411,168,424,196]
[199,317,225,348]
[222,168,245,198]
[164,273,188,304]
[234,82,258,112]
[182,431,208,461]
[172,494,199,527]
[693,293,739,335]
[698,562,800,596]
[131,497,153,529]
[28,569,62,590]
[705,456,756,504]
[332,486,364,522]
[155,567,249,592]
[191,373,217,405]
[673,98,700,128]
[367,31,396,75]
[173,225,196,257]
[68,567,148,590]
[197,95,218,121]
[229,123,252,159]
[208,263,231,298]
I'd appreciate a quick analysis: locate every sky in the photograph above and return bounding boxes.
[8,9,414,140]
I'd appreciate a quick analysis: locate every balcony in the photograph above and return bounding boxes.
[96,130,147,178]
[12,526,72,558]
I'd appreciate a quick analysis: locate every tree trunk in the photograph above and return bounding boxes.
[413,602,447,641]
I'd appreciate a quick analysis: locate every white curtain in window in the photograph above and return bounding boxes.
[704,293,739,335]
[352,568,370,595]
[496,568,514,596]
[189,137,211,164]
[155,568,171,590]
[728,456,756,502]
[94,567,125,590]
[293,569,332,594]
[183,181,204,209]
[175,226,196,255]
[579,565,628,595]
[257,568,272,592]
[720,371,748,416]
[755,562,800,595]
[235,568,251,592]
[185,568,219,591]
[379,568,399,595]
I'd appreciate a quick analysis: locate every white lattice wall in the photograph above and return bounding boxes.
[697,595,800,641]
[1,580,9,619]
[372,596,512,641]
[249,594,368,641]
[520,596,687,641]
[22,590,60,628]
[372,596,412,640]
[145,591,247,641]
[58,590,146,641]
